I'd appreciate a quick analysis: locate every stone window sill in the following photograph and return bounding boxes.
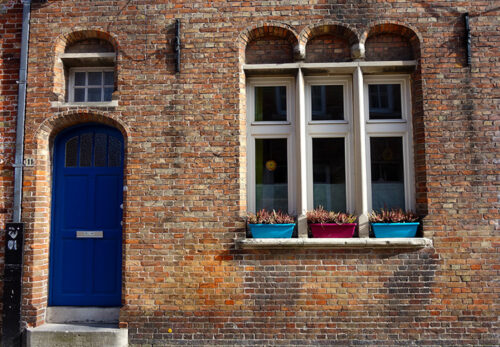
[51,100,118,108]
[236,237,432,249]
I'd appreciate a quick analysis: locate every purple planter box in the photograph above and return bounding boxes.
[309,223,357,238]
[372,222,419,238]
[248,223,295,238]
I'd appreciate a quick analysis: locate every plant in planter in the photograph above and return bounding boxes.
[306,206,357,238]
[247,209,296,238]
[369,208,419,238]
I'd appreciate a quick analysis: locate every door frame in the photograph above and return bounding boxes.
[48,123,125,306]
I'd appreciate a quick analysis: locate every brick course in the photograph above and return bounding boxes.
[1,0,499,345]
[305,34,350,63]
[0,0,23,333]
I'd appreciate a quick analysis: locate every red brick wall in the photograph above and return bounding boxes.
[0,0,23,331]
[366,34,414,61]
[12,1,500,345]
[305,34,351,63]
[245,36,294,64]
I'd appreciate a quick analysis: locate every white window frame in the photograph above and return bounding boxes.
[245,72,415,216]
[68,67,114,103]
[364,75,415,211]
[364,75,410,122]
[305,76,354,213]
[246,77,296,214]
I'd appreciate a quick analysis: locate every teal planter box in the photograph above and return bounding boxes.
[249,224,295,238]
[372,223,419,238]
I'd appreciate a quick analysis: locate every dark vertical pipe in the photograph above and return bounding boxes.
[174,19,181,73]
[464,13,471,67]
[12,0,31,223]
[3,1,31,346]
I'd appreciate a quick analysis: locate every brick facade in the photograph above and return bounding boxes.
[0,0,498,345]
[0,0,23,333]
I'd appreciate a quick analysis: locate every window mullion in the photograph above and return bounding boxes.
[100,71,104,102]
[297,68,307,218]
[352,66,370,238]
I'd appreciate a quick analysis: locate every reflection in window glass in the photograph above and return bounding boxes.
[104,88,114,101]
[88,72,102,85]
[368,84,401,119]
[88,88,102,102]
[74,88,85,102]
[79,133,93,167]
[311,85,344,121]
[104,71,114,85]
[255,86,287,121]
[65,136,78,167]
[94,133,107,167]
[74,72,86,86]
[108,136,122,167]
[255,138,288,212]
[370,137,405,210]
[313,138,346,211]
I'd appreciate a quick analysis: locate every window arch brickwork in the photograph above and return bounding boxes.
[52,30,119,102]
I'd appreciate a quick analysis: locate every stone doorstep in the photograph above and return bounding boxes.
[26,323,128,347]
[46,307,120,324]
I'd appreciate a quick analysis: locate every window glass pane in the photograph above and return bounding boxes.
[65,136,78,167]
[255,138,288,212]
[79,133,93,167]
[370,137,405,210]
[368,84,402,119]
[254,86,287,121]
[104,88,113,101]
[74,88,85,102]
[94,133,107,167]
[88,88,102,102]
[104,71,114,85]
[311,85,344,121]
[88,71,102,86]
[108,135,122,167]
[313,138,346,211]
[74,72,86,86]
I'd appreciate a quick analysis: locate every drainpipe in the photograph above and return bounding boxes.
[12,0,31,223]
[2,1,31,347]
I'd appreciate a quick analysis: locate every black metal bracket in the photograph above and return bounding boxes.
[464,13,471,67]
[174,19,181,73]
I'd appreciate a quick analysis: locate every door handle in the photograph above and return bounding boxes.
[76,231,103,238]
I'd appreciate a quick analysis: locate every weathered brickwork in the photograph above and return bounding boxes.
[0,0,497,345]
[365,34,415,61]
[0,0,23,331]
[305,34,350,63]
[246,36,295,64]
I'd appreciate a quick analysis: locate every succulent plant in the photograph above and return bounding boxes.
[369,208,419,223]
[247,209,295,224]
[306,206,356,225]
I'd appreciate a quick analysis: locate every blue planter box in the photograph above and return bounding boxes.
[249,223,295,238]
[372,223,419,238]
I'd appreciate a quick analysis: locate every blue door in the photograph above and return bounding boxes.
[50,124,124,306]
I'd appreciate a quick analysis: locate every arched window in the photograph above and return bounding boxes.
[55,31,117,105]
[244,24,421,225]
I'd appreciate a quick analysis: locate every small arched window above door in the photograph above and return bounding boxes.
[64,131,122,168]
[57,33,117,105]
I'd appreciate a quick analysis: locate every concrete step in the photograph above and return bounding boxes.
[46,307,119,324]
[26,323,128,347]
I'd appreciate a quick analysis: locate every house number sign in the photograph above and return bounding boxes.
[5,223,23,265]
